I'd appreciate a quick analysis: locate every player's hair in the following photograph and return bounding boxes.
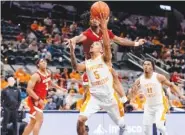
[143,58,155,70]
[36,58,45,68]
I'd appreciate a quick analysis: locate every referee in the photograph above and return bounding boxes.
[1,77,21,135]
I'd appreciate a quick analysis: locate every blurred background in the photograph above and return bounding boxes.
[1,0,185,124]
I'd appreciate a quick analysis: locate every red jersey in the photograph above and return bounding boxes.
[82,28,115,59]
[33,71,51,99]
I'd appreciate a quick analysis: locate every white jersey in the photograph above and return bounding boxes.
[140,72,165,106]
[85,55,114,98]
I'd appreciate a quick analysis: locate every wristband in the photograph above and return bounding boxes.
[134,42,140,46]
[120,96,128,103]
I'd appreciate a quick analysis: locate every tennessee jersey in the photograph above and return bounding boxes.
[85,55,113,97]
[140,72,165,106]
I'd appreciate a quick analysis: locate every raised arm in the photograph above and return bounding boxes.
[99,13,112,64]
[157,74,185,100]
[69,40,86,72]
[64,34,87,48]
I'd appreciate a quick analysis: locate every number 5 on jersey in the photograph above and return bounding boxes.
[94,71,100,79]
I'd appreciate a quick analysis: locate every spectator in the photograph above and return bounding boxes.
[14,68,30,83]
[53,69,61,80]
[16,32,24,42]
[52,24,60,34]
[40,48,52,62]
[44,17,52,26]
[61,68,69,88]
[18,39,29,51]
[45,97,57,110]
[31,20,38,31]
[0,76,8,90]
[53,34,61,45]
[70,70,81,80]
[28,40,38,52]
[65,89,77,110]
[171,72,181,83]
[27,29,37,43]
[152,36,165,47]
[46,35,53,44]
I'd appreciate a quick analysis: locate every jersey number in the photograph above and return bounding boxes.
[147,87,153,94]
[94,71,100,79]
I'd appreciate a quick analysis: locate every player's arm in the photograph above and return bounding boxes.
[64,34,87,48]
[157,74,185,100]
[69,40,86,72]
[112,35,146,47]
[99,14,112,64]
[26,73,40,101]
[111,69,127,103]
[50,81,67,92]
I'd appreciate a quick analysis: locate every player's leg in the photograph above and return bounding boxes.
[143,106,154,135]
[22,97,37,135]
[77,95,100,135]
[22,118,36,135]
[155,103,168,135]
[32,106,44,135]
[105,93,126,135]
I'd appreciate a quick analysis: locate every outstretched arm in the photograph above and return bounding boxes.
[113,35,146,47]
[157,74,185,100]
[69,40,86,72]
[64,34,87,48]
[99,13,112,64]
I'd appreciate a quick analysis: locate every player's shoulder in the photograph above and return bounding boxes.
[156,73,166,82]
[31,73,40,81]
[83,28,91,34]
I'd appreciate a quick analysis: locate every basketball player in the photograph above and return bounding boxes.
[131,59,185,135]
[22,59,66,135]
[65,14,146,107]
[69,13,126,135]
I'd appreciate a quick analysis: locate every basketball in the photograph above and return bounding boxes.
[90,1,110,19]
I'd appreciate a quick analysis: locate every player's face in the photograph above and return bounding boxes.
[90,18,100,27]
[38,59,47,70]
[90,42,102,54]
[143,61,153,73]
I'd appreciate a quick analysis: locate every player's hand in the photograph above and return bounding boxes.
[138,39,147,46]
[64,38,76,49]
[180,95,185,101]
[35,99,45,108]
[98,13,109,30]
